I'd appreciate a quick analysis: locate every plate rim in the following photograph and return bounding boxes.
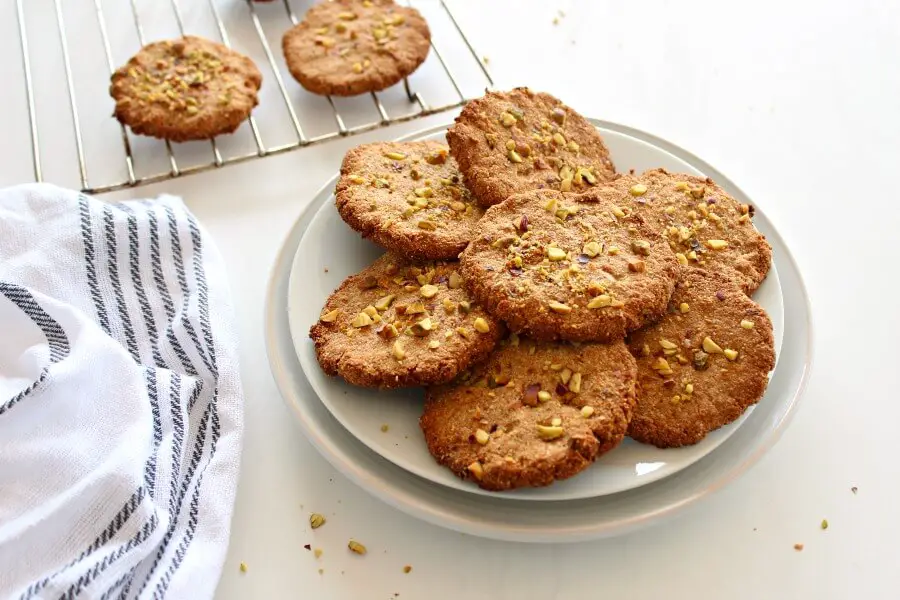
[265,118,815,541]
[286,123,786,501]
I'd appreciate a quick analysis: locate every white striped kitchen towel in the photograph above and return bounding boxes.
[0,184,243,599]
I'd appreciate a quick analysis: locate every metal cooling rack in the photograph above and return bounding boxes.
[13,0,492,194]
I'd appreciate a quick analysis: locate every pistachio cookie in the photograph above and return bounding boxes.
[421,335,637,491]
[335,141,484,260]
[310,253,503,388]
[446,88,616,207]
[110,36,262,141]
[614,169,772,294]
[459,188,679,342]
[282,0,430,97]
[626,271,776,448]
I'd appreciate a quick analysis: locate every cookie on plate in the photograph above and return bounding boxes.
[446,87,616,206]
[626,271,776,448]
[309,253,503,388]
[282,0,430,97]
[421,335,637,491]
[459,188,679,342]
[110,36,262,141]
[335,141,484,260]
[615,169,772,294]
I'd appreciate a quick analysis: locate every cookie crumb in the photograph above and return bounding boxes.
[482,56,489,65]
[303,544,311,551]
[403,565,412,573]
[314,548,323,559]
[851,486,858,494]
[821,519,828,530]
[348,539,367,555]
[318,568,324,575]
[793,543,804,551]
[324,268,329,273]
[310,513,326,529]
[239,562,248,573]
[552,17,559,25]
[381,424,389,432]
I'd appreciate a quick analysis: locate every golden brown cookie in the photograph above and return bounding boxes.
[309,253,503,388]
[459,187,679,342]
[421,335,637,491]
[335,141,484,260]
[447,88,616,207]
[282,0,430,97]
[109,36,262,141]
[615,169,772,294]
[626,271,776,448]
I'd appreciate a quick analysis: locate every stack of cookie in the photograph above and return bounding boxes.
[311,87,776,491]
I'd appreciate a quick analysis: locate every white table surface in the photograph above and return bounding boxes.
[3,1,899,598]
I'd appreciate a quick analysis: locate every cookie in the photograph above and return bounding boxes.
[626,271,776,448]
[309,253,503,388]
[446,87,616,207]
[616,169,772,293]
[110,36,262,141]
[282,0,430,97]
[335,141,485,260]
[459,188,679,342]
[421,335,637,491]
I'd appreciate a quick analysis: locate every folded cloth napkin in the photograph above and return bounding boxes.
[0,184,243,599]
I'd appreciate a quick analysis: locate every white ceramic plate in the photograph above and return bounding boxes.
[265,119,812,541]
[287,123,785,501]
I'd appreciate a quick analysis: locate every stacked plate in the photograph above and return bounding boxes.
[264,120,812,542]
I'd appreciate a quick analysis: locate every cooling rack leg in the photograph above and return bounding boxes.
[207,0,267,156]
[248,0,308,143]
[15,0,42,183]
[94,0,137,186]
[439,0,494,88]
[54,0,90,190]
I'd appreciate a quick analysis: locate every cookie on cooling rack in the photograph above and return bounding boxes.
[446,87,617,207]
[109,36,262,141]
[458,187,679,342]
[335,141,484,260]
[282,0,430,97]
[613,169,772,294]
[421,335,637,491]
[309,253,503,388]
[626,270,776,448]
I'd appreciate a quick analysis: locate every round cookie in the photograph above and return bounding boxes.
[335,141,484,260]
[282,0,430,97]
[616,169,772,294]
[446,87,616,207]
[421,335,637,491]
[110,36,261,141]
[626,271,776,448]
[459,188,679,342]
[309,253,503,388]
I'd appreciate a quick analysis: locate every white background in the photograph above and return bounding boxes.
[2,1,899,598]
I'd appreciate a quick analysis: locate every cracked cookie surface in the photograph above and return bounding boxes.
[110,36,261,141]
[459,187,679,342]
[309,253,503,388]
[614,169,772,294]
[335,141,484,260]
[626,270,775,448]
[421,335,636,491]
[282,0,430,96]
[447,87,616,206]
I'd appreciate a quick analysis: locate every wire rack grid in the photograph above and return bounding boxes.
[12,0,493,195]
